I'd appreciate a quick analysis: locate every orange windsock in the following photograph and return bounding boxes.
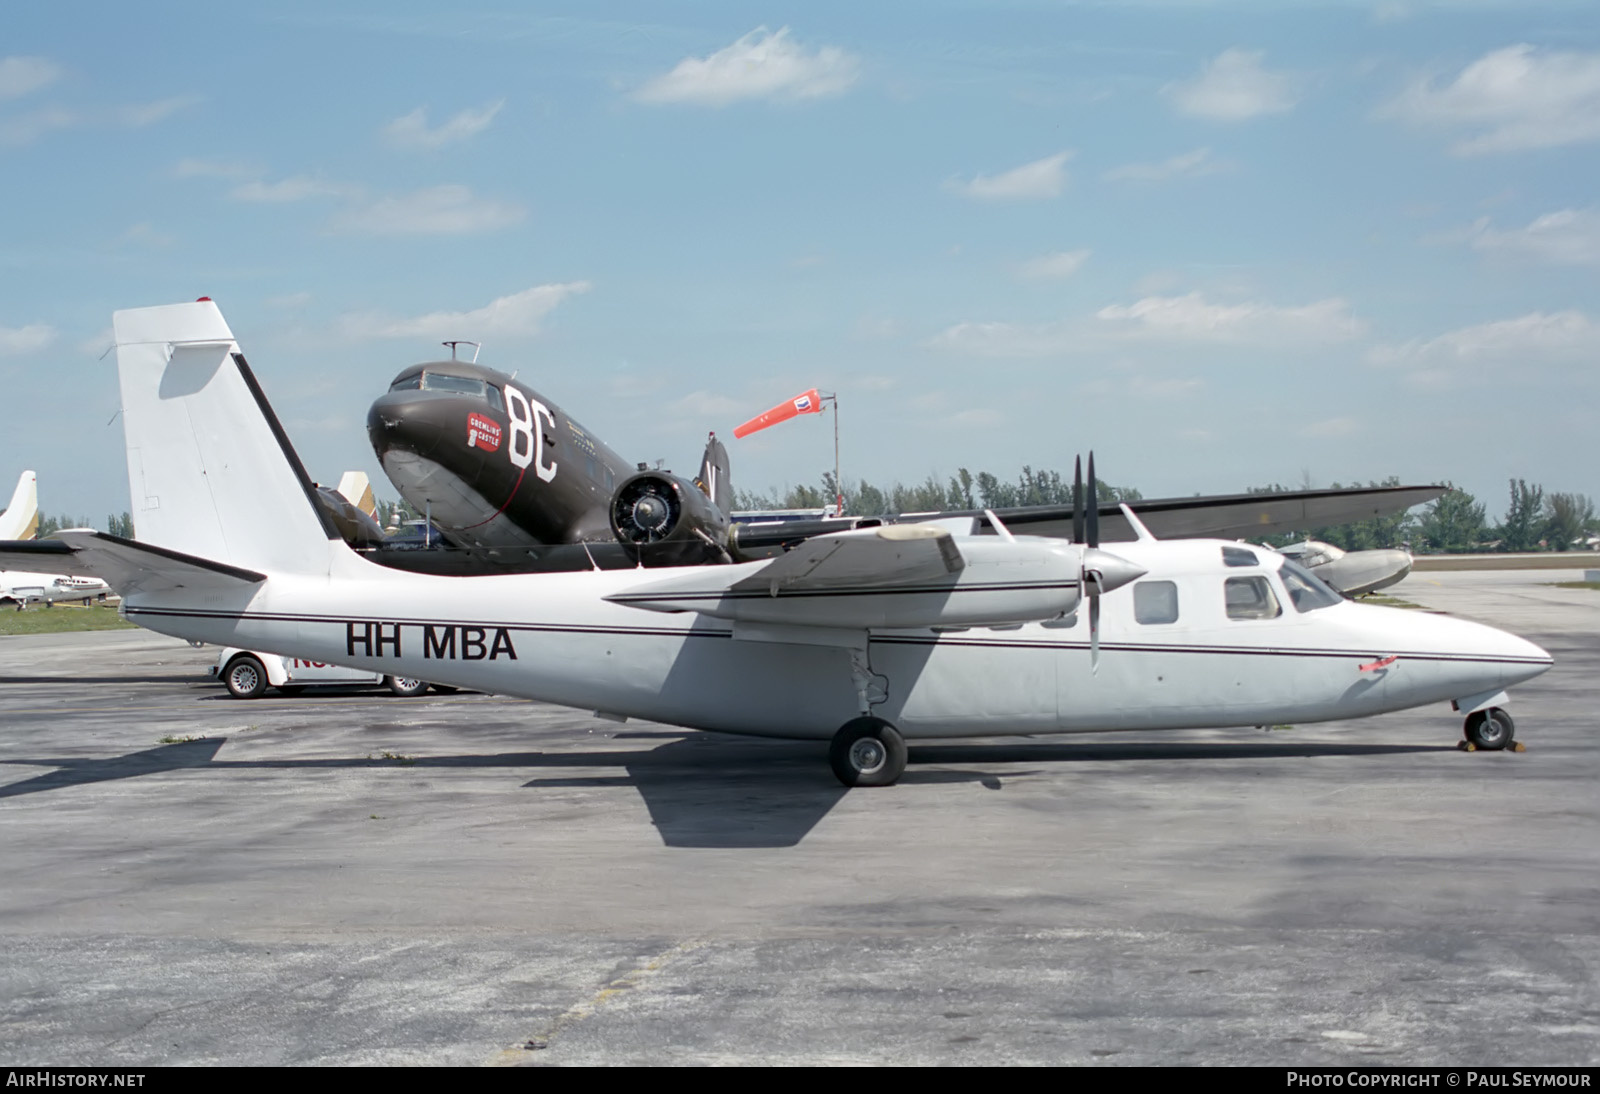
[733,388,824,439]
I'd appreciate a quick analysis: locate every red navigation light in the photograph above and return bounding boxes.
[196,296,212,302]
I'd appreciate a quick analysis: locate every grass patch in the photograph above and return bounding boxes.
[1550,581,1600,590]
[158,734,202,744]
[0,603,136,636]
[371,751,417,766]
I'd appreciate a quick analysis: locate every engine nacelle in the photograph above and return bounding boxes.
[609,471,732,566]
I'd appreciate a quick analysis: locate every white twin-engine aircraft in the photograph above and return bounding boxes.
[29,301,1556,786]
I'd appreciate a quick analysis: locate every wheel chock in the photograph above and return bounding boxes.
[1458,740,1476,752]
[1511,741,1526,753]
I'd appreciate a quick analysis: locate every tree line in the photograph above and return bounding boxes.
[739,468,1599,554]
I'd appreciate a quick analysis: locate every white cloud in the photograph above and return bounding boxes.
[948,151,1071,202]
[1095,292,1365,344]
[384,100,504,149]
[1460,209,1600,265]
[0,323,56,355]
[669,390,748,417]
[0,56,60,100]
[173,158,256,180]
[231,175,354,203]
[116,95,200,127]
[333,185,525,236]
[1368,311,1599,368]
[0,106,76,146]
[1384,44,1600,155]
[1166,49,1298,121]
[1018,249,1090,280]
[943,408,1004,428]
[931,292,1363,358]
[1304,417,1359,438]
[636,27,859,106]
[1103,147,1223,182]
[341,282,591,340]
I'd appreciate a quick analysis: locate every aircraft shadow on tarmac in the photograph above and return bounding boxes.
[0,735,1451,848]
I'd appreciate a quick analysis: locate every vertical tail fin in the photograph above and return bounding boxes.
[336,471,377,518]
[695,432,732,514]
[113,300,340,575]
[0,470,39,540]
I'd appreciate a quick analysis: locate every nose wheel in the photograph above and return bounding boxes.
[1462,707,1517,751]
[829,716,907,787]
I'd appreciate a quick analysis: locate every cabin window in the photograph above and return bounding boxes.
[1221,545,1258,567]
[388,374,422,392]
[1225,575,1282,620]
[1133,580,1179,624]
[1279,558,1343,612]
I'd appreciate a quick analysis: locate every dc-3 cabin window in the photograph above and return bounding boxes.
[1225,575,1282,620]
[1278,558,1343,612]
[1133,580,1180,625]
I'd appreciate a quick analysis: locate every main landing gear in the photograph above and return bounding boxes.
[1461,707,1521,752]
[829,716,907,787]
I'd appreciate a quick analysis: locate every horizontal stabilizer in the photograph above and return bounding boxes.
[0,531,264,596]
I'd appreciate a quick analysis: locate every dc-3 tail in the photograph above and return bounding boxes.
[113,300,340,576]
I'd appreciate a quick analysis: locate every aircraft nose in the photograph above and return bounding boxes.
[367,392,444,455]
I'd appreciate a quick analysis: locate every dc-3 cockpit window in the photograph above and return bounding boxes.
[1225,575,1283,620]
[1133,580,1180,624]
[412,372,505,411]
[1278,558,1344,612]
[388,374,422,392]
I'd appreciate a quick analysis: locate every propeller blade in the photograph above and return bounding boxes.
[1088,577,1101,675]
[1072,455,1084,545]
[1086,451,1099,549]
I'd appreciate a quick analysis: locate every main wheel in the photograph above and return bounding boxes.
[224,655,268,699]
[386,675,430,697]
[829,716,908,787]
[1464,707,1515,750]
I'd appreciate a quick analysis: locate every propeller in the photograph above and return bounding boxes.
[1071,451,1145,674]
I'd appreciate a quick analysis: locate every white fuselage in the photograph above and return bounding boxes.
[120,537,1551,741]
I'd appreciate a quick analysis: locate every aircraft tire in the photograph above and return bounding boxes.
[1464,707,1515,751]
[386,675,430,697]
[224,655,268,699]
[829,716,907,787]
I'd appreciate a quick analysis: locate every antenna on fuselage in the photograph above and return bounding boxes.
[443,341,481,363]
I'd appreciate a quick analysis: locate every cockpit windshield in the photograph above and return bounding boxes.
[1278,557,1344,612]
[391,371,504,411]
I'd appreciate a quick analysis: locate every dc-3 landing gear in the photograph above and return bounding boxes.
[1461,706,1521,752]
[829,716,908,787]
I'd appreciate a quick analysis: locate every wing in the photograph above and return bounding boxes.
[981,484,1446,542]
[0,531,264,596]
[608,524,1086,635]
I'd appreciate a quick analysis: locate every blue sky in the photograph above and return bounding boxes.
[2,1,1598,525]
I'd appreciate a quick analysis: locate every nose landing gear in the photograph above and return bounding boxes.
[1461,707,1521,752]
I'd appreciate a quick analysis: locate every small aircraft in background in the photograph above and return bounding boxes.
[1271,539,1413,597]
[0,471,112,608]
[0,470,39,541]
[364,361,1444,576]
[0,300,1550,786]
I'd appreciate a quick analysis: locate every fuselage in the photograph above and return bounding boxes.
[367,361,632,551]
[121,536,1551,741]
